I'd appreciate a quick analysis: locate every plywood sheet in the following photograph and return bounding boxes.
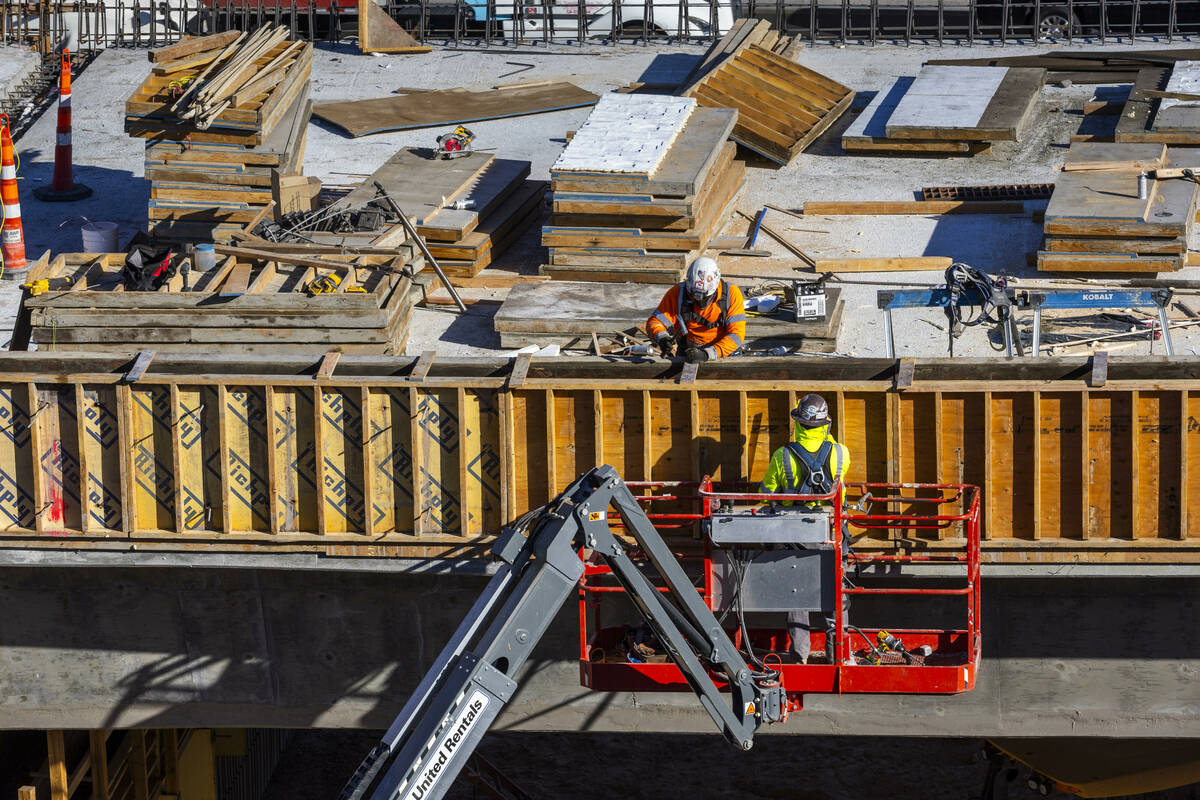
[312,82,598,138]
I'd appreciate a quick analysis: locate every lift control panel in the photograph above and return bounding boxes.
[706,505,833,546]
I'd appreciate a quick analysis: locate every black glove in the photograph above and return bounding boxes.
[684,347,710,363]
[655,336,675,358]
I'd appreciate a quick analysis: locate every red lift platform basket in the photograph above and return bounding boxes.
[579,479,982,709]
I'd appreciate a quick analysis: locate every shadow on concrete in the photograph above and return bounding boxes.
[16,149,150,254]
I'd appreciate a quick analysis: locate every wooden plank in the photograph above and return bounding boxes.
[147,30,241,63]
[46,731,68,800]
[814,257,954,272]
[130,731,149,800]
[89,731,110,800]
[314,83,597,138]
[803,200,1024,215]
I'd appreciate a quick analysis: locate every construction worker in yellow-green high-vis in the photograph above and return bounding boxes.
[759,393,852,664]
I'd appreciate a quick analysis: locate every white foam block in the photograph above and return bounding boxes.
[886,65,1006,131]
[552,94,697,176]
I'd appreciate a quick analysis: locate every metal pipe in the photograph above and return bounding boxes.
[1032,307,1042,356]
[373,180,468,314]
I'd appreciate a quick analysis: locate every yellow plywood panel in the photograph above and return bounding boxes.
[1188,392,1200,538]
[461,389,501,536]
[1085,392,1135,539]
[129,386,175,532]
[554,391,595,492]
[177,387,222,531]
[273,387,318,533]
[0,385,36,531]
[1136,391,1181,539]
[320,388,366,534]
[224,387,271,533]
[78,386,122,531]
[744,391,788,483]
[34,386,83,532]
[510,391,547,517]
[1039,393,1083,541]
[365,388,413,536]
[648,392,690,481]
[841,392,887,484]
[600,391,644,480]
[414,388,462,533]
[696,392,740,482]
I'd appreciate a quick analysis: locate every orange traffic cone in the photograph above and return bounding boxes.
[34,50,91,202]
[0,114,26,275]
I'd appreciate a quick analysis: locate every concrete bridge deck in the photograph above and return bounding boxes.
[1,555,1196,738]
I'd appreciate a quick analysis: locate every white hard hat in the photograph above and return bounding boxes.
[685,257,720,302]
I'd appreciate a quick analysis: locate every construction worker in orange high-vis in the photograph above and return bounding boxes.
[646,257,746,363]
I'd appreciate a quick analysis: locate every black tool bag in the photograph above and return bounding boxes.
[122,233,177,291]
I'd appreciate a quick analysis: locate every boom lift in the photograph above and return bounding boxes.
[340,465,982,800]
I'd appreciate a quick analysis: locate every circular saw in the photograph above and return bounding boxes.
[435,125,475,159]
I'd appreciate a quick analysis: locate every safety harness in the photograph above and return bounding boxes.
[675,279,731,336]
[780,439,841,496]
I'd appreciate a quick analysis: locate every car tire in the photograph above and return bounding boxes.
[1033,6,1081,39]
[616,19,666,38]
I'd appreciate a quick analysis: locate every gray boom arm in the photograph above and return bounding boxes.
[337,465,773,800]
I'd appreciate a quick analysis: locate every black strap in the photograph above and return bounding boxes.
[784,440,834,494]
[680,280,731,331]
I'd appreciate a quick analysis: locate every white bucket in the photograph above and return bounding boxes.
[81,221,119,252]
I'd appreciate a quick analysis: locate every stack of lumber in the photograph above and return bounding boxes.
[493,281,844,352]
[679,19,850,165]
[929,48,1200,84]
[1114,63,1200,145]
[307,147,545,276]
[21,249,427,355]
[842,66,1045,155]
[541,95,744,283]
[127,28,314,243]
[1038,142,1198,273]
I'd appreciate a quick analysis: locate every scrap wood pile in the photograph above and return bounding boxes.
[252,146,544,277]
[541,94,744,284]
[1039,142,1198,273]
[929,47,1200,84]
[679,18,851,165]
[18,248,427,355]
[127,27,314,243]
[1111,61,1200,145]
[843,65,1045,156]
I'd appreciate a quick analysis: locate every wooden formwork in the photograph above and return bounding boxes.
[0,353,1197,562]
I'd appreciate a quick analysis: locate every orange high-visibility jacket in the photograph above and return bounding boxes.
[646,280,747,359]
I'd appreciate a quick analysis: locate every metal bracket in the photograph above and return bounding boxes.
[680,362,699,384]
[894,358,915,389]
